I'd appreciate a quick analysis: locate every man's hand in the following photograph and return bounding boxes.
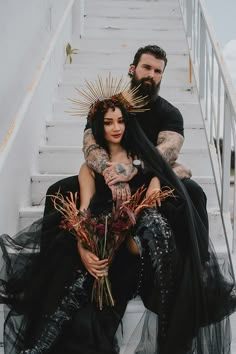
[103,162,137,201]
[78,244,108,279]
[109,182,131,201]
[103,162,137,185]
[172,162,192,179]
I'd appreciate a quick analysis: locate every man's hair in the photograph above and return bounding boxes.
[132,45,168,68]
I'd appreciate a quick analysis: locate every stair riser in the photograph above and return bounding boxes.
[53,102,204,128]
[46,122,85,146]
[58,84,198,104]
[78,38,188,55]
[85,17,183,31]
[85,2,181,18]
[84,28,186,41]
[39,149,84,174]
[38,149,213,175]
[18,210,226,251]
[31,177,218,208]
[65,53,189,70]
[46,124,207,149]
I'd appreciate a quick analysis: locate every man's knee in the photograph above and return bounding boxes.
[181,178,207,207]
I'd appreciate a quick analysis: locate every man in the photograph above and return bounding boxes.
[44,45,208,241]
[82,45,208,234]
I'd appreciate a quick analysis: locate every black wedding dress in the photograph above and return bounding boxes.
[1,119,236,354]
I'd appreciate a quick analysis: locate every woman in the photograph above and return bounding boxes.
[0,76,235,354]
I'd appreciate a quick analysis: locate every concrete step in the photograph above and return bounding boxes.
[84,16,184,31]
[60,81,197,103]
[52,101,204,127]
[31,173,217,207]
[57,82,197,104]
[18,205,226,253]
[77,38,189,55]
[116,297,145,347]
[62,68,192,89]
[64,52,191,71]
[38,145,212,175]
[84,0,182,18]
[83,27,186,41]
[45,120,206,148]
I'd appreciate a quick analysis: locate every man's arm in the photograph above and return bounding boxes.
[156,130,192,179]
[83,129,135,200]
[83,129,109,174]
[156,130,184,165]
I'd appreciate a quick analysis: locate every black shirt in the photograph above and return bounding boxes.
[136,96,184,146]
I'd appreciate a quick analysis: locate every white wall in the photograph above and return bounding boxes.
[0,0,69,145]
[0,0,81,235]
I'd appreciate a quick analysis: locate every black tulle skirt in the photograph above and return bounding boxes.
[0,205,236,354]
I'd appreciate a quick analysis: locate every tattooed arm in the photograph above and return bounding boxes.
[83,129,109,174]
[83,129,136,200]
[156,130,192,179]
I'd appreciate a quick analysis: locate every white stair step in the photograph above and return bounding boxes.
[38,145,212,175]
[116,297,145,346]
[84,0,181,18]
[31,173,218,207]
[57,82,198,104]
[62,66,192,88]
[84,27,186,41]
[45,119,86,146]
[38,146,84,174]
[52,101,204,128]
[84,16,183,31]
[18,205,227,253]
[78,38,188,56]
[45,120,206,148]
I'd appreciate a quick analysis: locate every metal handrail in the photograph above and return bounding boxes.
[179,0,236,253]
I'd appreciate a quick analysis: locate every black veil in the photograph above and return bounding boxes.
[123,116,236,354]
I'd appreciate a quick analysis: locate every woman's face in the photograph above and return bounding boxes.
[103,107,125,144]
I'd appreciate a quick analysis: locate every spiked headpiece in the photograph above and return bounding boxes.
[67,74,148,119]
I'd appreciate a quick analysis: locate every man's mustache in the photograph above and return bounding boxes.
[141,77,155,84]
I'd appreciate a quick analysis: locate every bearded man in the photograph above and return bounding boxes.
[82,45,208,237]
[44,45,208,251]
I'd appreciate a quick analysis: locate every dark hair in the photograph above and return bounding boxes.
[132,45,168,68]
[90,100,136,158]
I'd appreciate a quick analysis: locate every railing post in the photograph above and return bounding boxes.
[186,0,192,39]
[199,11,206,100]
[221,93,231,214]
[72,0,85,40]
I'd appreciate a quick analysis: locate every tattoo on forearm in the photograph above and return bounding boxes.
[83,128,109,174]
[156,131,184,165]
[86,149,109,174]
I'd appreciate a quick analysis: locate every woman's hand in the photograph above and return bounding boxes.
[146,177,161,207]
[78,243,109,279]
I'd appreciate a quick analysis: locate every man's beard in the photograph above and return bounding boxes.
[130,73,161,102]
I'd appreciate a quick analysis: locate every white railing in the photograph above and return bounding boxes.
[179,0,236,253]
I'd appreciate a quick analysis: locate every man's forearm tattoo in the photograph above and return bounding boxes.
[156,131,184,165]
[83,129,109,174]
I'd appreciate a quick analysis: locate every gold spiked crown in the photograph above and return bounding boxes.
[67,73,149,119]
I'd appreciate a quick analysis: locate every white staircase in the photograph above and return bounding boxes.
[2,0,235,352]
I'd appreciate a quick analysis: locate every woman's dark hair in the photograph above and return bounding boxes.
[90,100,137,158]
[132,45,168,68]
